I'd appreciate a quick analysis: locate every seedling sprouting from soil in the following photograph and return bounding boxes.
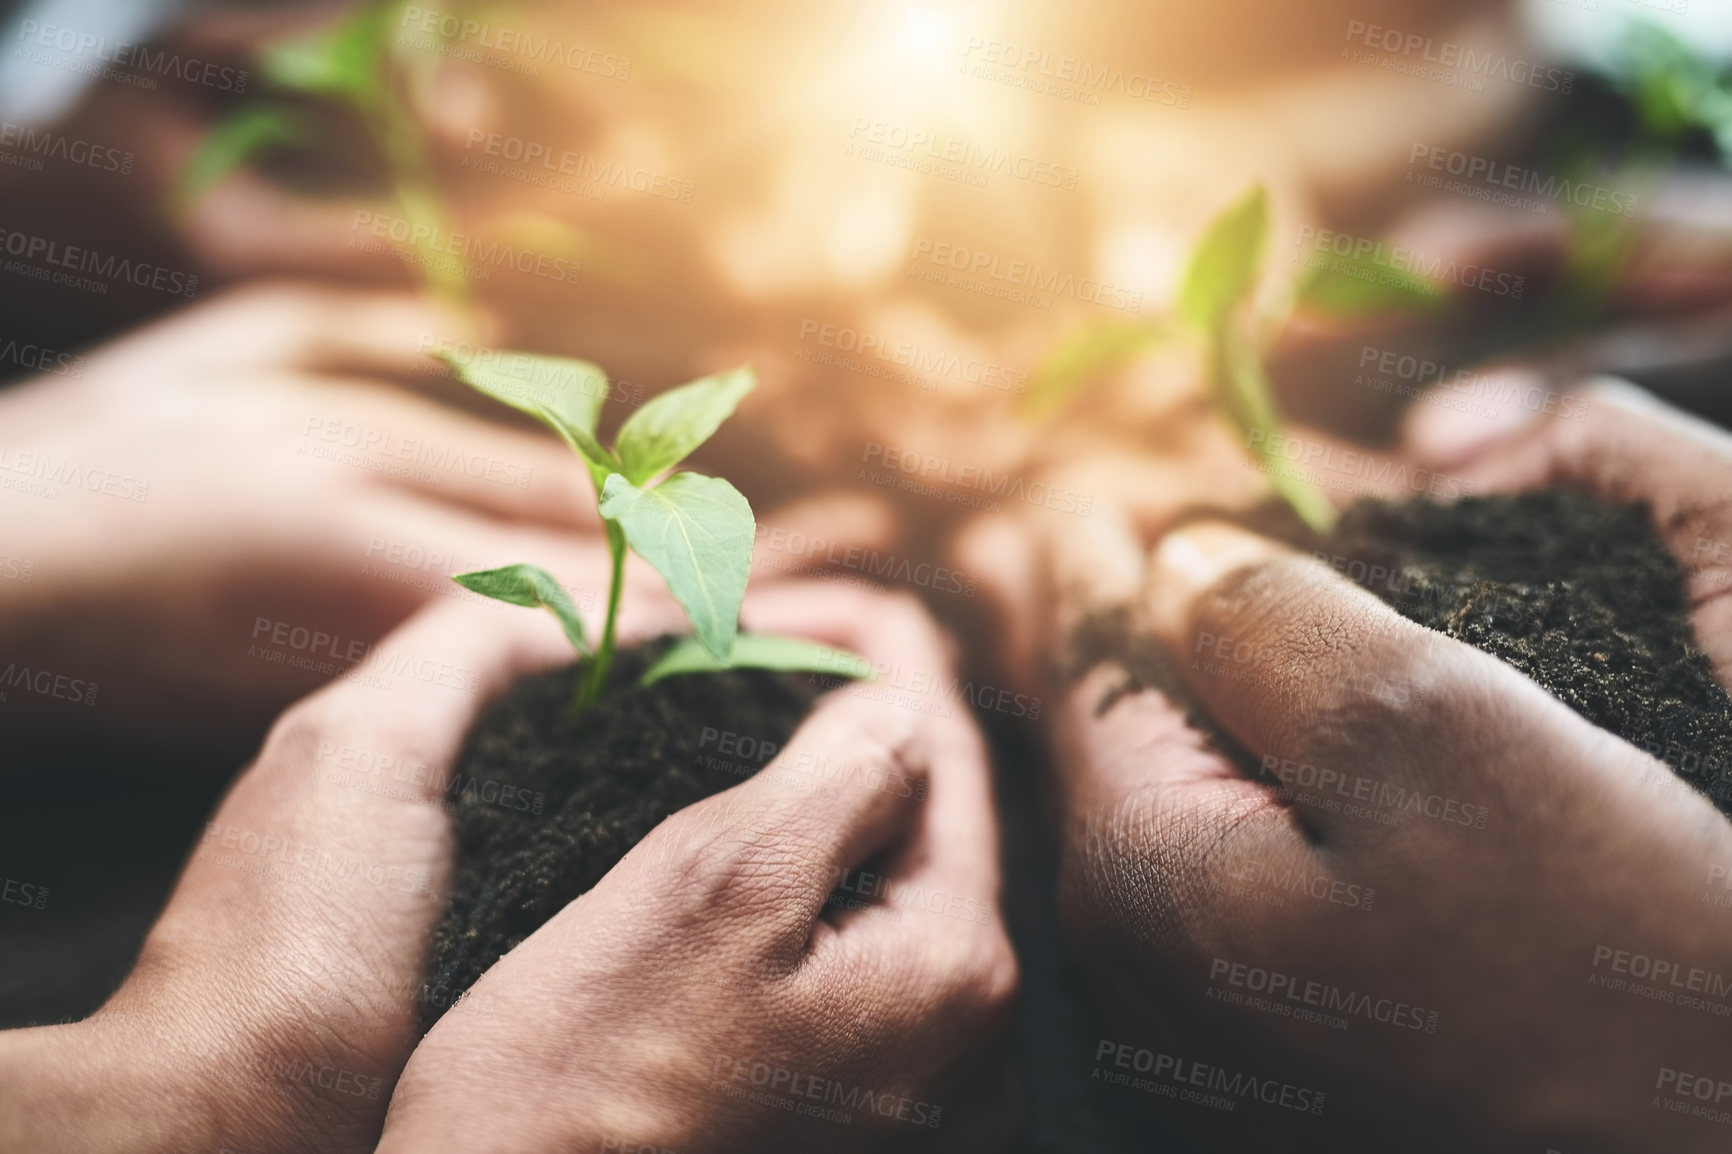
[1027,184,1441,533]
[443,352,866,710]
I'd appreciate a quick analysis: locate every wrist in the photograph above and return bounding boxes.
[377,1024,640,1154]
[0,1018,225,1154]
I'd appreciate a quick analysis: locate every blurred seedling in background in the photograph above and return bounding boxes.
[443,352,867,711]
[1025,183,1442,533]
[177,0,590,311]
[1608,20,1732,168]
[1552,20,1732,324]
[177,0,465,306]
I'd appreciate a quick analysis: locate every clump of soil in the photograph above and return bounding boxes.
[1328,489,1732,814]
[422,640,822,1030]
[1070,489,1732,817]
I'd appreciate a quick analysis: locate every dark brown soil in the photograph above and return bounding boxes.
[1327,489,1732,814]
[421,640,822,1030]
[1070,489,1732,818]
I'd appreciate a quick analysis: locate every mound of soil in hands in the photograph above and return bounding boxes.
[1327,489,1732,815]
[1072,489,1732,818]
[422,640,822,1030]
[1054,489,1732,1152]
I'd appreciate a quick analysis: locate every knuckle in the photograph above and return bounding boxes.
[1200,557,1447,759]
[652,802,817,924]
[258,698,336,765]
[927,928,1020,1023]
[1061,780,1281,959]
[226,282,320,329]
[966,932,1020,1014]
[1293,632,1456,769]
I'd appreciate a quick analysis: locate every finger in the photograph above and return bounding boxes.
[1039,438,1267,541]
[347,487,628,611]
[82,489,620,737]
[737,581,955,677]
[827,681,1002,943]
[949,511,1046,695]
[1381,197,1567,283]
[947,497,1145,708]
[183,180,416,287]
[1045,497,1148,621]
[1274,424,1471,507]
[303,379,601,530]
[748,489,898,584]
[151,600,574,929]
[1051,660,1322,955]
[675,586,973,940]
[87,282,478,380]
[1406,376,1732,683]
[671,687,929,956]
[106,600,575,1079]
[1397,362,1575,470]
[1145,521,1640,838]
[352,489,683,647]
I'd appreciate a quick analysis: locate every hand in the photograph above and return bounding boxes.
[1048,381,1732,1151]
[0,283,600,754]
[0,595,594,1154]
[1404,374,1732,681]
[376,583,1021,1154]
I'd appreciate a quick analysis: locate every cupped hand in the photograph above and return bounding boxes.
[376,583,1020,1154]
[1048,381,1732,1151]
[0,595,589,1154]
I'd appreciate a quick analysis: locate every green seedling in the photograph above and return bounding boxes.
[443,351,866,710]
[176,0,468,308]
[1549,20,1732,325]
[1612,21,1732,163]
[1026,184,1443,532]
[1179,184,1336,533]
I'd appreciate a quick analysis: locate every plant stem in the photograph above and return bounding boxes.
[372,1,471,312]
[576,522,627,711]
[1214,330,1337,534]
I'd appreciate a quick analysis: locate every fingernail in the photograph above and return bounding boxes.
[1148,523,1279,631]
[1400,366,1551,469]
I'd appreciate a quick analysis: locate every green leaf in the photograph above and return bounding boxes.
[438,350,611,437]
[439,349,619,490]
[1294,250,1444,318]
[453,564,589,655]
[1178,184,1268,334]
[1021,321,1172,416]
[261,0,393,100]
[175,105,307,210]
[599,472,753,661]
[613,367,755,485]
[640,634,872,686]
[1615,21,1720,144]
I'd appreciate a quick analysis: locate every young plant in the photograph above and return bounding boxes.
[1026,183,1441,532]
[1178,184,1336,533]
[442,352,865,710]
[1612,20,1732,164]
[177,0,469,308]
[1547,19,1732,325]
